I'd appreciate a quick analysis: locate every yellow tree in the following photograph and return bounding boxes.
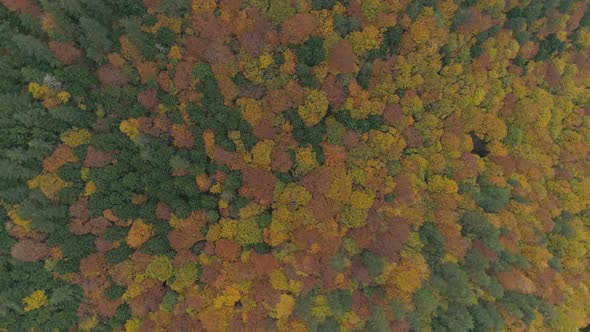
[297,89,329,127]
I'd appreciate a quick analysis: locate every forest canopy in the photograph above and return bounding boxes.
[1,0,590,331]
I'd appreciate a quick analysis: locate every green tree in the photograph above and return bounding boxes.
[293,37,326,67]
[535,33,565,61]
[409,287,438,331]
[361,251,384,277]
[498,292,551,325]
[11,34,60,68]
[311,0,337,10]
[431,262,476,306]
[473,177,510,213]
[105,243,133,265]
[460,211,501,252]
[104,284,125,301]
[78,17,113,65]
[333,14,360,36]
[469,302,505,331]
[433,304,474,332]
[156,27,176,47]
[380,25,403,56]
[419,221,446,268]
[267,0,295,27]
[366,306,389,332]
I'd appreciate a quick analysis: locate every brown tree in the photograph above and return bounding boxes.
[238,167,277,205]
[281,13,314,45]
[48,41,81,64]
[43,143,79,172]
[328,40,357,73]
[11,240,49,262]
[97,64,129,86]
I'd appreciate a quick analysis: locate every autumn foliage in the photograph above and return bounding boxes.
[1,0,590,331]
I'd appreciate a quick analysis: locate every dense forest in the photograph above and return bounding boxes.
[1,0,589,331]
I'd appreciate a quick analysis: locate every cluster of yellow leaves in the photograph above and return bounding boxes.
[297,89,329,127]
[268,184,315,246]
[249,140,274,168]
[57,91,71,103]
[119,118,141,140]
[344,205,369,228]
[241,56,265,84]
[7,205,31,233]
[427,175,458,194]
[361,0,388,22]
[347,25,382,56]
[259,52,273,69]
[228,130,246,153]
[78,315,100,331]
[83,180,96,196]
[295,146,318,175]
[464,112,507,144]
[126,219,154,248]
[341,190,375,228]
[315,9,334,36]
[28,82,70,106]
[23,290,48,312]
[123,277,145,301]
[275,294,295,320]
[270,269,289,291]
[350,190,375,209]
[234,218,264,245]
[27,172,71,200]
[204,218,229,240]
[146,255,173,281]
[206,217,263,245]
[213,285,241,308]
[270,269,302,293]
[311,295,332,321]
[170,263,198,292]
[236,98,263,126]
[168,45,182,60]
[124,318,141,332]
[239,202,266,219]
[192,0,216,14]
[147,14,183,34]
[368,128,406,162]
[328,168,352,203]
[410,7,438,44]
[60,128,91,148]
[28,82,52,99]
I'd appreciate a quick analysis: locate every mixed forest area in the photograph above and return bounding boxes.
[1,0,590,331]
